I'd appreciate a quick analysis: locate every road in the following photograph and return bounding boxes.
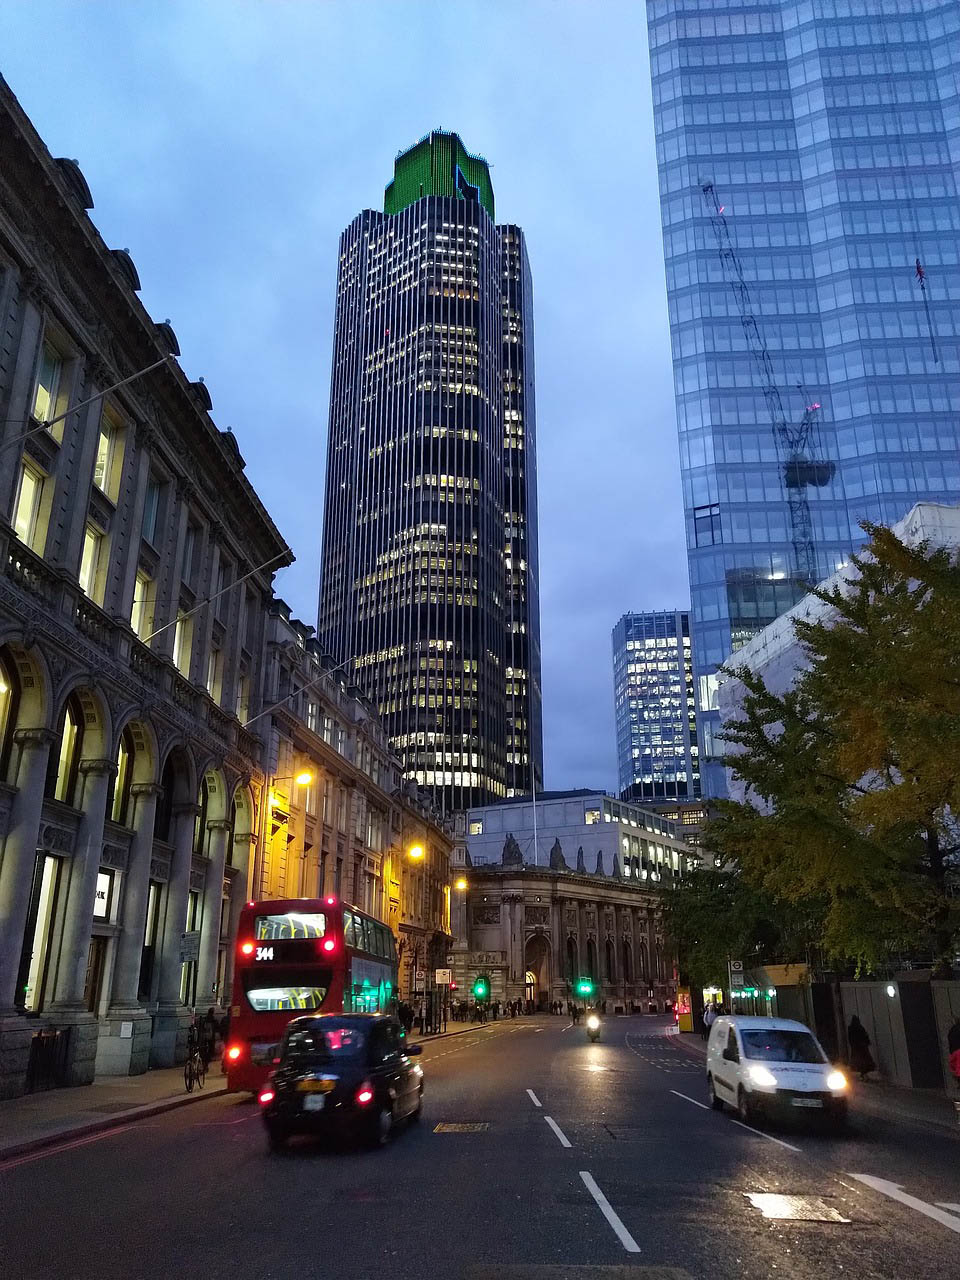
[2,1016,959,1279]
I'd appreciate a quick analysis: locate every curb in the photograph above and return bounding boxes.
[0,1083,228,1163]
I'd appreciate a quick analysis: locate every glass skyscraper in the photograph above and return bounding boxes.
[612,611,700,803]
[647,0,960,793]
[318,132,543,813]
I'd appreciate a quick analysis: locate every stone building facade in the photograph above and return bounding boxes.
[452,862,675,1013]
[0,77,290,1096]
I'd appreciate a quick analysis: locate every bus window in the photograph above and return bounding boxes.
[244,984,329,1012]
[343,911,357,948]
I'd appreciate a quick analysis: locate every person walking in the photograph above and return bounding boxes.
[199,1007,218,1067]
[702,1002,716,1041]
[847,1014,876,1081]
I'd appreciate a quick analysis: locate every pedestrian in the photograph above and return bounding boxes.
[702,1002,716,1041]
[442,1002,448,1032]
[847,1015,876,1081]
[199,1006,218,1066]
[947,1016,960,1091]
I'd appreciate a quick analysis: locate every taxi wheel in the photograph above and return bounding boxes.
[266,1122,288,1153]
[367,1103,394,1148]
[707,1076,723,1111]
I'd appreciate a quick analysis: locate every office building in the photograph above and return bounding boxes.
[612,610,700,803]
[318,131,543,813]
[646,0,960,792]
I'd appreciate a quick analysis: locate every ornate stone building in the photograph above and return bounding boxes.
[0,76,290,1096]
[452,859,676,1014]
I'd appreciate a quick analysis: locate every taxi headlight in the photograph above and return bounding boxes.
[747,1064,778,1088]
[826,1070,848,1092]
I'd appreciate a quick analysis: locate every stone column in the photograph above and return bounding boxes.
[49,758,118,1011]
[150,802,197,1067]
[0,728,56,1013]
[97,782,162,1076]
[195,819,231,1009]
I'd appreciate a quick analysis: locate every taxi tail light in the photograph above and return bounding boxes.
[226,1044,243,1061]
[258,1089,275,1105]
[355,1081,374,1106]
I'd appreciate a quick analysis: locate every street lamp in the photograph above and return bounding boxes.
[454,877,468,891]
[407,843,425,860]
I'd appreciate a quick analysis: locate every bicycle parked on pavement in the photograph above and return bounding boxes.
[184,1025,206,1093]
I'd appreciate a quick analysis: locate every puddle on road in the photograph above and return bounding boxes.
[744,1192,851,1223]
[433,1122,489,1132]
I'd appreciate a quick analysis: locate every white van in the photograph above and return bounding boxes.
[706,1015,848,1129]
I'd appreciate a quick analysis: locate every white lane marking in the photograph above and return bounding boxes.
[527,1089,542,1108]
[937,1203,960,1213]
[0,1123,136,1170]
[561,1023,572,1032]
[850,1176,960,1235]
[670,1089,710,1111]
[544,1115,572,1147]
[580,1170,641,1253]
[729,1117,801,1153]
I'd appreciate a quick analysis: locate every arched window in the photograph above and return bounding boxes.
[565,936,577,982]
[622,939,633,984]
[109,727,135,826]
[586,938,598,984]
[0,648,20,782]
[154,755,175,842]
[604,937,616,983]
[194,776,209,855]
[47,694,83,805]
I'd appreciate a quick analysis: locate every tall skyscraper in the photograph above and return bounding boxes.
[646,0,960,792]
[318,131,542,813]
[612,611,700,803]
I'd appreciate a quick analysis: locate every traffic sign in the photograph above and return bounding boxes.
[435,968,452,986]
[729,959,744,987]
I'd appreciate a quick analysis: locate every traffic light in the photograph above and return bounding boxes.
[575,977,594,998]
[472,975,489,1001]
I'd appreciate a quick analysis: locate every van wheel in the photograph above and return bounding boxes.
[707,1076,723,1111]
[737,1088,754,1126]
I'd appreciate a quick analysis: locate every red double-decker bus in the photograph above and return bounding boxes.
[225,895,398,1093]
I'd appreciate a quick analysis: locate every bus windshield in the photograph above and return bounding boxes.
[255,912,326,940]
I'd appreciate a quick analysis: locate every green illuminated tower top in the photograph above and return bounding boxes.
[384,131,495,220]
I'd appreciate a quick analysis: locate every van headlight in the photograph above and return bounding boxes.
[747,1064,778,1088]
[826,1070,848,1092]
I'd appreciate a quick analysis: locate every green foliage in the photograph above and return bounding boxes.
[713,522,960,974]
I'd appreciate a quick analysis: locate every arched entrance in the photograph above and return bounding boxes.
[524,933,550,1011]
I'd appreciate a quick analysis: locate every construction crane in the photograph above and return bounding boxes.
[701,181,834,586]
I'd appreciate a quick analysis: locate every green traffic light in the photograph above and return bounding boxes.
[472,976,489,1000]
[575,978,594,997]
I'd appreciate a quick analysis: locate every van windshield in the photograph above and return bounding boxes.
[741,1030,825,1064]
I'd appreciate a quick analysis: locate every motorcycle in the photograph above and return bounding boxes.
[586,1012,601,1043]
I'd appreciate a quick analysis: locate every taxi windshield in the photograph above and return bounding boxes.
[741,1029,825,1064]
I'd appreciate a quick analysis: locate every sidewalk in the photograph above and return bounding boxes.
[668,1028,960,1136]
[0,1064,227,1161]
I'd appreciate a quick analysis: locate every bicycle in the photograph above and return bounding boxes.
[184,1033,206,1093]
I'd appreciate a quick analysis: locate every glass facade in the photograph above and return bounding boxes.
[612,611,700,802]
[318,133,543,813]
[647,0,960,793]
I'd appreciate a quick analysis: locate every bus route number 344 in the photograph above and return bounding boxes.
[255,945,274,961]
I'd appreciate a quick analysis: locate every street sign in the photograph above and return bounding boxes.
[729,959,744,988]
[179,930,200,963]
[435,968,452,986]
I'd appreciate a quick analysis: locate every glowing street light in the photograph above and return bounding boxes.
[407,843,425,860]
[293,770,313,786]
[454,877,468,891]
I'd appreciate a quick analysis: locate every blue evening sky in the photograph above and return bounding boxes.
[1,1,687,792]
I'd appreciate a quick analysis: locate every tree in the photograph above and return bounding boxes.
[713,522,960,973]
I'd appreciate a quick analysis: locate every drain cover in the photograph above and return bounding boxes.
[744,1193,851,1222]
[433,1122,489,1133]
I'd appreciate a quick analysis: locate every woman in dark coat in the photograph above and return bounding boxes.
[848,1015,876,1080]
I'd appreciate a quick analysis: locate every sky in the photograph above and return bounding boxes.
[0,0,688,793]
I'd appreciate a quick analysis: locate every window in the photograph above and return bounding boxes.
[13,463,44,551]
[584,808,601,825]
[173,611,193,677]
[182,522,199,586]
[206,647,223,703]
[468,819,483,835]
[304,780,317,817]
[235,673,250,723]
[48,695,83,805]
[693,503,721,547]
[130,570,153,642]
[32,343,62,425]
[110,727,134,825]
[142,476,161,545]
[17,854,63,1011]
[306,701,320,733]
[78,524,104,602]
[138,881,161,999]
[93,416,123,501]
[93,869,114,920]
[0,650,18,780]
[215,557,231,619]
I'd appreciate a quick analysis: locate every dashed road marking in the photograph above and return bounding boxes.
[544,1116,572,1148]
[580,1170,641,1253]
[669,1089,710,1111]
[526,1088,542,1107]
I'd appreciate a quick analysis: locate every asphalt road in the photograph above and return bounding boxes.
[2,1016,959,1280]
